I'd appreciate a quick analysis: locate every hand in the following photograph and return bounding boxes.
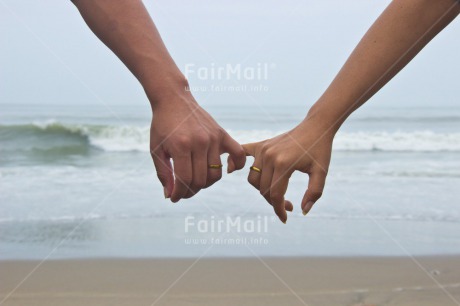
[240,114,334,223]
[150,93,246,203]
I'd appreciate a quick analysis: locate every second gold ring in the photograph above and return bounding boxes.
[250,166,262,173]
[208,164,223,169]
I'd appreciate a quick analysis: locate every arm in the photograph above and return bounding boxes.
[71,0,246,202]
[241,0,460,223]
[309,0,460,133]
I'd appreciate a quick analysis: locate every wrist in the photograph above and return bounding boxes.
[301,101,344,138]
[144,75,196,112]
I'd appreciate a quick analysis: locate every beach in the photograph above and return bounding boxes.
[2,256,460,306]
[2,104,460,305]
[3,0,460,303]
[2,0,460,304]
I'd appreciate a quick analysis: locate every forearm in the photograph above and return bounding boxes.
[308,0,460,134]
[71,0,190,108]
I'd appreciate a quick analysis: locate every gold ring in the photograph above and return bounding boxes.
[250,166,261,173]
[208,164,223,169]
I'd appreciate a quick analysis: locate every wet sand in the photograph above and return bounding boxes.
[1,256,460,306]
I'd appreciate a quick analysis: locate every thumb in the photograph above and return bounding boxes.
[301,169,326,215]
[151,149,174,199]
[222,133,246,174]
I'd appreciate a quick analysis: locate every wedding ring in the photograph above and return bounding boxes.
[208,164,223,169]
[250,166,262,173]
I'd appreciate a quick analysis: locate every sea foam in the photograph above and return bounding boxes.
[1,121,460,153]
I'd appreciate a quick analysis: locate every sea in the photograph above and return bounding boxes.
[1,103,460,259]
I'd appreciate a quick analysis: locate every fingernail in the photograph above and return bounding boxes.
[163,187,169,199]
[282,220,286,224]
[302,201,315,216]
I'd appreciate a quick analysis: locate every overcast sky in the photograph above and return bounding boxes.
[1,0,459,109]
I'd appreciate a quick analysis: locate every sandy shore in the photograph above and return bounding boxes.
[1,256,460,306]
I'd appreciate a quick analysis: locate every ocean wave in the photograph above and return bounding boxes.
[333,130,460,152]
[1,121,460,154]
[232,130,460,152]
[0,121,149,154]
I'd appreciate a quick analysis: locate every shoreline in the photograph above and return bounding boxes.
[2,256,460,306]
[2,216,460,260]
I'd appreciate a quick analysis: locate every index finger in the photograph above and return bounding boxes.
[301,168,327,215]
[242,141,264,157]
[221,133,246,173]
[270,167,293,223]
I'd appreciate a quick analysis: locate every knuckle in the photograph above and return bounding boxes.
[264,148,278,163]
[265,196,272,206]
[209,131,221,143]
[273,156,289,168]
[260,143,270,154]
[260,188,269,197]
[208,171,222,183]
[187,186,199,195]
[156,171,167,181]
[176,136,192,150]
[182,190,196,199]
[194,178,207,190]
[314,165,329,176]
[204,181,215,188]
[247,176,259,189]
[235,146,246,158]
[177,174,193,186]
[312,161,329,173]
[264,148,276,161]
[150,148,160,159]
[273,206,283,215]
[270,193,284,204]
[194,133,209,147]
[309,189,323,199]
[150,135,161,147]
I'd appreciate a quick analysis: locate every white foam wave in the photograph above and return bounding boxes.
[334,130,460,152]
[85,125,150,152]
[231,130,460,152]
[10,122,460,153]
